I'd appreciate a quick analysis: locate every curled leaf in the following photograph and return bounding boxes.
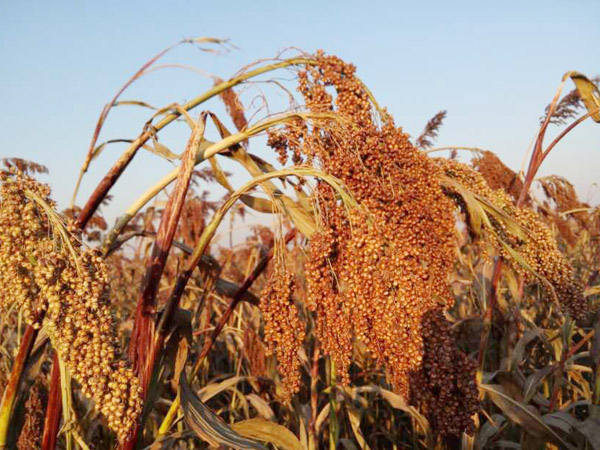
[180,373,267,450]
[566,71,600,122]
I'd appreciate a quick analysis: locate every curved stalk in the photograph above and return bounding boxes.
[537,107,599,168]
[120,115,207,450]
[75,57,315,230]
[155,168,354,436]
[102,111,336,251]
[477,87,597,378]
[72,39,191,207]
[157,230,296,437]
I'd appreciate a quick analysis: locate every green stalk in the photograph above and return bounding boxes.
[57,355,74,450]
[327,358,338,450]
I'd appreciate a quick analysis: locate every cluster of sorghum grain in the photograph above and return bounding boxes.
[539,176,591,246]
[259,263,305,399]
[243,326,267,380]
[305,228,352,384]
[473,150,526,203]
[540,176,587,214]
[267,52,479,435]
[409,311,479,437]
[0,170,141,442]
[17,382,47,450]
[437,158,587,319]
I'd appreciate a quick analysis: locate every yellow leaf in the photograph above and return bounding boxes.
[567,71,600,122]
[232,418,306,450]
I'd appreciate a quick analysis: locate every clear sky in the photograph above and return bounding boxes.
[1,0,599,232]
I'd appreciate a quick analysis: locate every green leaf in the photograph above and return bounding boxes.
[574,418,600,449]
[475,414,506,450]
[351,385,433,447]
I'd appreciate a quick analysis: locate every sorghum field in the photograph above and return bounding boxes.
[1,41,599,450]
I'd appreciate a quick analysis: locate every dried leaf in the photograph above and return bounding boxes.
[315,404,331,433]
[215,278,259,304]
[239,195,276,213]
[346,406,372,450]
[142,431,197,450]
[231,418,306,450]
[567,71,600,122]
[245,394,275,421]
[480,384,574,449]
[180,373,266,450]
[198,376,246,402]
[141,142,181,160]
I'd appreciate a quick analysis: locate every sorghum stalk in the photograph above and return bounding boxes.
[41,353,62,450]
[0,326,37,449]
[156,229,295,437]
[121,115,207,450]
[75,58,315,230]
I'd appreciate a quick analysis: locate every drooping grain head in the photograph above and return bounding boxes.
[259,262,305,400]
[409,310,479,437]
[267,52,479,436]
[0,169,141,442]
[216,77,249,135]
[437,158,588,320]
[473,150,526,203]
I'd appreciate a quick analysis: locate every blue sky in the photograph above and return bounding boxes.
[1,0,599,232]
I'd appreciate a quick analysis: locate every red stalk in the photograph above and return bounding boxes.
[121,114,206,450]
[0,325,38,448]
[41,353,62,450]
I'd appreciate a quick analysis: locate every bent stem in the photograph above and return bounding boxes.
[121,115,206,450]
[156,230,295,437]
[102,111,336,251]
[75,57,315,230]
[476,85,597,379]
[72,38,193,207]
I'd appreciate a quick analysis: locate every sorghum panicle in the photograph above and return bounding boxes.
[259,263,305,400]
[268,52,479,436]
[437,158,587,319]
[0,169,141,442]
[16,382,47,450]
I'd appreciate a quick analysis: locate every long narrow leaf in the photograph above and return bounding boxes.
[179,373,267,450]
